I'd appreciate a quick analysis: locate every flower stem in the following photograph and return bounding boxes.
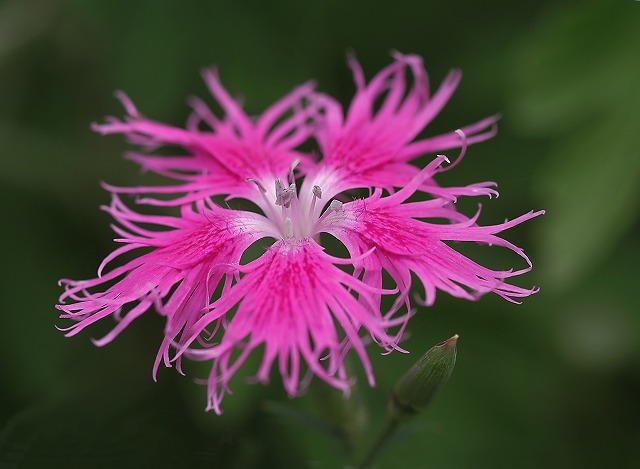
[358,417,400,469]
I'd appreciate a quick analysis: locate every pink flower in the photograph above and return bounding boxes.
[57,53,543,413]
[95,69,319,206]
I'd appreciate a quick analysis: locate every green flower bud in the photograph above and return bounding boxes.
[390,334,458,420]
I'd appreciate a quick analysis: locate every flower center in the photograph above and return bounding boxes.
[246,161,343,241]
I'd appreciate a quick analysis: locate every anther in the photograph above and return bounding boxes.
[329,200,343,211]
[276,179,296,208]
[312,185,322,199]
[274,178,286,206]
[282,183,296,208]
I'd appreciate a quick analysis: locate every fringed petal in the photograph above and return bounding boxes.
[58,54,544,414]
[176,239,405,414]
[56,195,273,379]
[94,73,319,203]
[323,163,544,306]
[313,53,497,192]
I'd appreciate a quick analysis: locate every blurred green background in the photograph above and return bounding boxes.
[1,0,639,467]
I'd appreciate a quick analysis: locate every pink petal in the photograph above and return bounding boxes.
[56,195,272,379]
[94,74,319,203]
[313,53,497,192]
[324,163,545,305]
[177,239,404,414]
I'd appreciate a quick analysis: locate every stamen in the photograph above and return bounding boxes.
[274,178,286,206]
[310,185,322,215]
[246,177,285,234]
[330,200,343,211]
[269,177,332,241]
[281,183,296,208]
[284,217,294,239]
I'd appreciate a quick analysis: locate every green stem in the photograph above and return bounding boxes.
[358,418,399,469]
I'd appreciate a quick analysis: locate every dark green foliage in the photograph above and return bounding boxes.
[1,0,639,467]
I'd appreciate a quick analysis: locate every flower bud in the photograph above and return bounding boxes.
[389,334,458,420]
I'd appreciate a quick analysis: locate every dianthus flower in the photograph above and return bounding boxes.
[57,53,543,413]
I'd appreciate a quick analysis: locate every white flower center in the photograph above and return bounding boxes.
[246,161,343,241]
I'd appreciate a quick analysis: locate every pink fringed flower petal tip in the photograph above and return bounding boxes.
[57,52,544,414]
